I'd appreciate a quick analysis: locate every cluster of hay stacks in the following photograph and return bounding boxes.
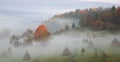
[0,47,12,58]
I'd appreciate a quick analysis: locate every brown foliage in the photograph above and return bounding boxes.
[34,24,50,41]
[117,7,120,16]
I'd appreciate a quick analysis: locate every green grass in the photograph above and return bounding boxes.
[31,52,120,62]
[30,48,120,62]
[1,47,120,62]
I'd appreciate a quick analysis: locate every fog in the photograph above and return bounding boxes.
[44,18,80,33]
[0,30,120,61]
[0,12,120,61]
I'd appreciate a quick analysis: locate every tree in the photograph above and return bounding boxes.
[22,29,33,45]
[72,22,76,29]
[9,35,21,47]
[79,16,85,27]
[111,5,116,12]
[81,48,85,62]
[94,20,103,30]
[117,7,120,16]
[64,25,70,31]
[34,24,50,41]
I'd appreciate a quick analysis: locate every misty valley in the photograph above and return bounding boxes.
[0,3,120,62]
[0,30,120,62]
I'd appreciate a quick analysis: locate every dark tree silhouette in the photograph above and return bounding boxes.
[72,22,76,29]
[111,5,116,12]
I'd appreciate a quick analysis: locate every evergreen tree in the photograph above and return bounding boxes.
[72,22,76,29]
[64,25,70,31]
[111,5,116,12]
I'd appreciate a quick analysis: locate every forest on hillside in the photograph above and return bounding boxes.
[9,6,120,47]
[53,5,120,31]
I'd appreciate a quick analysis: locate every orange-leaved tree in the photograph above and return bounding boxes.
[34,24,50,41]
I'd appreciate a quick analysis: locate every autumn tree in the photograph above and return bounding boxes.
[93,20,103,30]
[117,7,120,16]
[34,24,50,41]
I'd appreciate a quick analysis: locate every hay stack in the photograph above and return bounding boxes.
[63,47,71,56]
[23,51,31,60]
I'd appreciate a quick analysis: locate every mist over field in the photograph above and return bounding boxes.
[0,30,120,60]
[0,0,120,62]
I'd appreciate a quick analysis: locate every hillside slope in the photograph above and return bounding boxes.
[43,6,120,34]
